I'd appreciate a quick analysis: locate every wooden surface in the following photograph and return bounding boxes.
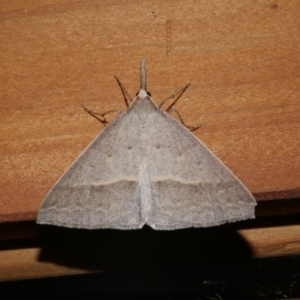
[1,0,299,223]
[1,212,300,282]
[0,0,300,281]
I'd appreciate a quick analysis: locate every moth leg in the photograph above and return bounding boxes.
[167,107,202,131]
[158,83,190,110]
[81,103,122,126]
[114,76,133,108]
[159,83,201,131]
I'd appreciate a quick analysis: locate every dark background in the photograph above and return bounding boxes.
[1,212,300,299]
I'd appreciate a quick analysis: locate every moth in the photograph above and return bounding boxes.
[37,60,256,230]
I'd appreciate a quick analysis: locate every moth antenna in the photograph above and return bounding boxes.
[140,59,147,91]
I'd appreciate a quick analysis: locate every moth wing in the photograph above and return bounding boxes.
[146,109,257,230]
[37,109,143,229]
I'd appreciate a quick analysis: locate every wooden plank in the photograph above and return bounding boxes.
[0,1,299,223]
[1,217,300,281]
[0,247,89,281]
[239,225,300,258]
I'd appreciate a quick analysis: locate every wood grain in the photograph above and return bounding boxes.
[0,0,300,281]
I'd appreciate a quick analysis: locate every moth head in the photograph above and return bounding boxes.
[136,89,151,99]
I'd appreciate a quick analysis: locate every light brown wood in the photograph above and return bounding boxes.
[239,224,300,258]
[0,0,300,222]
[0,247,89,281]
